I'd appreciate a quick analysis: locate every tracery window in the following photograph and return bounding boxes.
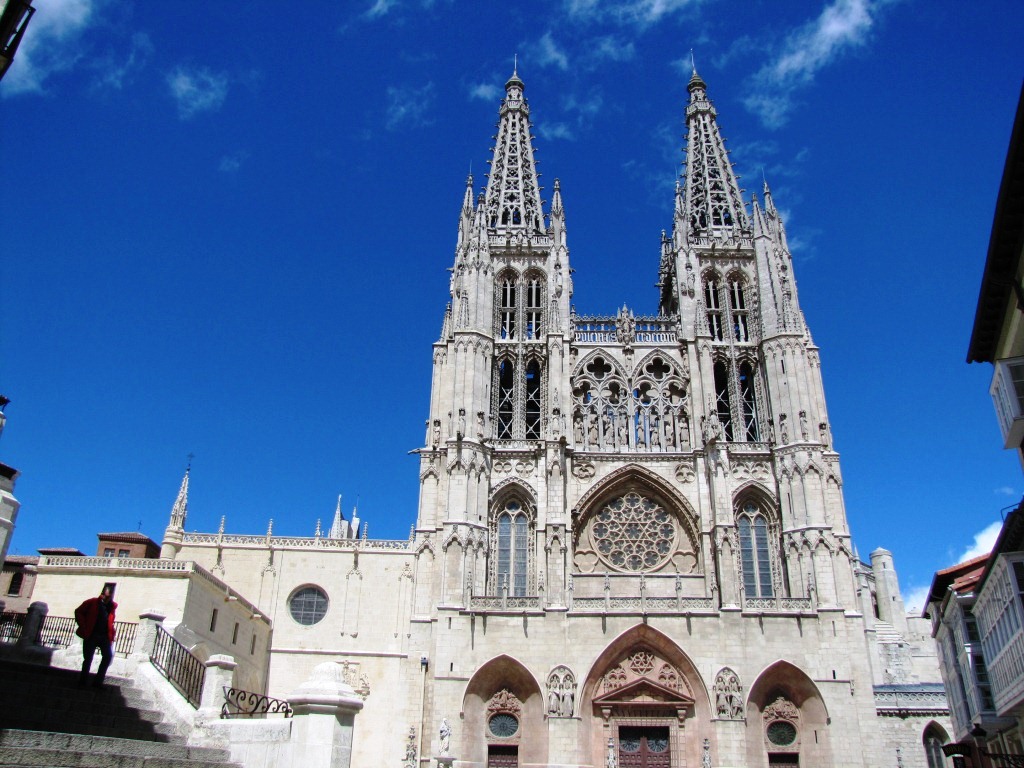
[705,278,723,341]
[525,278,543,339]
[738,502,774,598]
[923,727,946,768]
[729,278,748,342]
[497,360,515,439]
[525,360,542,438]
[714,361,733,441]
[739,362,760,441]
[289,585,329,625]
[499,277,517,340]
[496,501,530,596]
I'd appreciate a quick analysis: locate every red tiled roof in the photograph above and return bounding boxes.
[96,532,158,546]
[36,547,85,556]
[3,555,38,566]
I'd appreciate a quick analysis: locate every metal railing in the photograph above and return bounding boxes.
[0,611,24,643]
[221,686,292,719]
[150,625,205,708]
[31,615,138,656]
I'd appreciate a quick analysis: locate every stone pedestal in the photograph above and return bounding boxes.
[199,654,237,718]
[287,662,364,768]
[435,756,456,768]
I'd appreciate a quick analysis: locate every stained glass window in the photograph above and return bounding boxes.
[289,586,329,625]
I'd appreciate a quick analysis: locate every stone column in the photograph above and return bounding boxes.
[132,610,166,659]
[287,662,364,768]
[199,654,237,718]
[17,601,46,648]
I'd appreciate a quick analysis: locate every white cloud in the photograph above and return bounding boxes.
[167,66,229,120]
[469,82,500,102]
[1,0,94,96]
[565,0,704,27]
[385,82,436,130]
[902,584,931,615]
[539,122,574,141]
[996,486,1018,497]
[364,0,400,19]
[93,32,154,91]
[219,151,248,173]
[589,35,635,63]
[958,520,1003,563]
[528,31,569,71]
[744,0,881,128]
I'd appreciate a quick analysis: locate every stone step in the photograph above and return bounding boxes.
[0,746,229,768]
[0,731,231,764]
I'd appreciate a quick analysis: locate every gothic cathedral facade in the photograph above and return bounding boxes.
[166,69,949,767]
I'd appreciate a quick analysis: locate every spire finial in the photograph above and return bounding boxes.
[514,53,518,76]
[690,49,696,75]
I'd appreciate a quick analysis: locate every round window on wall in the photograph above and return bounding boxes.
[488,713,519,738]
[289,586,328,625]
[766,720,797,747]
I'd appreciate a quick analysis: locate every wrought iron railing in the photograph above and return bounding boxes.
[150,625,205,708]
[31,615,138,656]
[0,611,24,643]
[221,686,292,719]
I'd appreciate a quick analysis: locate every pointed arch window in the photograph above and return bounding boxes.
[525,278,543,339]
[525,360,542,439]
[705,278,723,341]
[923,727,946,768]
[739,362,760,441]
[497,360,515,439]
[729,279,748,342]
[713,361,733,441]
[738,502,773,598]
[496,501,529,597]
[499,278,517,340]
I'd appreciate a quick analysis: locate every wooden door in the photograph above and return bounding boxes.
[487,745,518,768]
[618,727,671,768]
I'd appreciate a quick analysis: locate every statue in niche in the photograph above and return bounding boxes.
[779,413,789,443]
[703,409,723,443]
[551,407,562,438]
[799,410,809,440]
[547,681,561,715]
[433,419,441,447]
[650,420,661,449]
[680,411,691,447]
[476,411,485,439]
[819,421,831,449]
[458,409,466,439]
[574,411,584,444]
[439,718,451,755]
[616,407,628,449]
[588,410,599,447]
[714,668,744,719]
[561,680,575,716]
[601,411,612,449]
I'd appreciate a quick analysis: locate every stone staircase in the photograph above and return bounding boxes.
[0,660,238,768]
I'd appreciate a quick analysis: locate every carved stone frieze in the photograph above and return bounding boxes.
[714,667,744,719]
[546,665,576,717]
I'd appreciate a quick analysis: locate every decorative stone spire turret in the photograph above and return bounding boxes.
[160,467,190,560]
[329,494,349,540]
[678,68,749,242]
[169,468,189,529]
[483,69,545,233]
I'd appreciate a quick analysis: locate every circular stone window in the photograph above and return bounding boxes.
[766,720,797,747]
[289,586,329,625]
[590,491,677,572]
[488,713,519,738]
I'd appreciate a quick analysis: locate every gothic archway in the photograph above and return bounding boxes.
[745,660,832,766]
[462,654,547,766]
[580,625,713,768]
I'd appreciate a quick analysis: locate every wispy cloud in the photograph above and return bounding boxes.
[588,35,636,63]
[565,0,704,27]
[167,66,229,120]
[93,32,154,91]
[385,82,436,130]
[1,0,94,96]
[364,0,400,19]
[996,485,1018,498]
[744,0,881,128]
[219,151,249,173]
[469,82,501,102]
[539,122,575,141]
[526,31,569,71]
[902,584,930,614]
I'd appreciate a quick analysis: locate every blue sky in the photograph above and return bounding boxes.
[1,0,1021,610]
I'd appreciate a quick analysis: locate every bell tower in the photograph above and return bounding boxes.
[416,69,573,607]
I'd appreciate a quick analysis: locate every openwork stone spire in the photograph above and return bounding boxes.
[680,69,749,238]
[169,467,189,529]
[483,69,544,233]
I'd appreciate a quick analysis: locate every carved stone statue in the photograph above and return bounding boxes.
[439,718,451,755]
[779,413,789,443]
[560,681,574,717]
[799,410,809,440]
[607,737,617,768]
[548,682,561,715]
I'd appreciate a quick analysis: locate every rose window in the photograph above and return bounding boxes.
[591,492,677,572]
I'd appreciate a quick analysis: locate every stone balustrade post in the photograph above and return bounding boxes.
[199,654,237,718]
[287,662,364,768]
[17,601,47,648]
[132,610,166,659]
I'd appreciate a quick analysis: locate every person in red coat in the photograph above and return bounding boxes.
[75,584,117,687]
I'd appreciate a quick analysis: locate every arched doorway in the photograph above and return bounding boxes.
[462,655,547,767]
[581,625,712,768]
[745,660,832,766]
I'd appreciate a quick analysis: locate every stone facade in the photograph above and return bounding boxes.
[162,70,951,767]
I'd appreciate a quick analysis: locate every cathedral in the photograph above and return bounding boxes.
[159,69,950,767]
